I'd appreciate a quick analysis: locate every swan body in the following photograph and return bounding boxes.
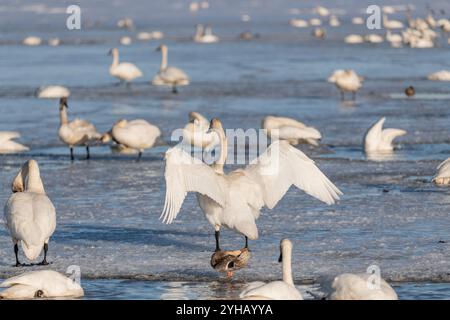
[0,132,29,154]
[309,18,322,26]
[330,273,398,300]
[290,19,309,28]
[328,69,363,100]
[386,31,402,46]
[428,70,450,81]
[345,34,364,44]
[194,24,219,43]
[433,158,450,185]
[153,45,189,93]
[4,160,56,265]
[240,239,303,300]
[314,6,329,17]
[364,34,384,43]
[364,117,406,153]
[23,36,42,46]
[0,270,83,299]
[352,17,364,25]
[36,85,70,99]
[119,36,132,45]
[262,116,321,146]
[109,48,143,83]
[383,15,404,29]
[161,118,341,250]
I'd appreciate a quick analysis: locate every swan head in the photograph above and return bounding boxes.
[278,238,293,262]
[59,97,68,110]
[101,131,112,143]
[108,48,118,56]
[155,44,167,52]
[115,119,128,127]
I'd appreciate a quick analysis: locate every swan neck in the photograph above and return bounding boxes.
[60,106,68,125]
[212,129,227,174]
[160,47,168,70]
[281,245,294,286]
[111,50,119,68]
[13,160,45,194]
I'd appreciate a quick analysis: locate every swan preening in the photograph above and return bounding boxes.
[153,44,190,93]
[108,48,143,84]
[0,132,29,154]
[182,111,212,148]
[193,24,219,43]
[240,239,303,300]
[433,158,450,185]
[102,119,161,159]
[4,160,56,266]
[58,98,101,160]
[330,273,398,300]
[36,85,70,99]
[262,116,322,146]
[0,270,84,299]
[364,117,406,153]
[328,69,363,101]
[161,118,342,251]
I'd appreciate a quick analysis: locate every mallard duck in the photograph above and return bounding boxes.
[210,247,251,278]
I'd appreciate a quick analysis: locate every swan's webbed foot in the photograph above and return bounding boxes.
[37,259,49,266]
[226,271,234,278]
[14,262,24,267]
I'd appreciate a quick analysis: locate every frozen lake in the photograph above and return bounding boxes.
[0,0,450,299]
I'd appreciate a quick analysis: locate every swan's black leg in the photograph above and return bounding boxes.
[244,236,249,249]
[38,243,49,265]
[70,147,74,161]
[14,244,22,267]
[352,91,356,101]
[215,230,221,252]
[172,85,178,94]
[137,151,142,161]
[86,146,90,160]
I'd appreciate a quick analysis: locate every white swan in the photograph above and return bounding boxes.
[36,85,70,99]
[330,273,398,300]
[352,17,364,25]
[161,118,342,251]
[262,116,321,146]
[344,34,364,44]
[328,69,363,100]
[22,36,42,46]
[108,48,143,84]
[289,19,309,28]
[4,160,56,266]
[240,239,303,300]
[0,270,83,299]
[312,28,326,39]
[364,117,406,153]
[433,158,450,185]
[329,15,340,27]
[386,30,403,47]
[364,34,384,44]
[182,112,212,148]
[194,24,219,43]
[152,44,190,93]
[102,119,161,159]
[58,98,101,160]
[119,36,132,46]
[0,132,29,154]
[383,14,404,29]
[428,70,450,81]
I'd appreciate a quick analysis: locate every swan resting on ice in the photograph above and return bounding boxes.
[262,115,322,146]
[364,117,406,153]
[0,132,29,154]
[433,158,450,185]
[329,273,398,300]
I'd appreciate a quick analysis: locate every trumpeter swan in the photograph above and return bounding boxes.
[386,30,402,47]
[314,6,330,17]
[0,270,83,299]
[330,273,398,300]
[161,118,342,251]
[364,117,406,153]
[137,32,153,41]
[309,18,322,26]
[289,19,309,28]
[48,38,60,46]
[262,116,322,146]
[4,160,56,266]
[312,28,326,39]
[344,34,364,44]
[194,24,219,43]
[0,132,29,154]
[108,48,143,84]
[58,98,101,160]
[22,36,42,46]
[383,14,404,29]
[240,239,303,300]
[36,85,70,99]
[120,36,132,45]
[328,70,363,101]
[433,158,450,185]
[428,70,450,81]
[102,119,161,159]
[182,111,212,148]
[152,44,190,93]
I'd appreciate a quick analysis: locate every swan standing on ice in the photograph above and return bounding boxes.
[152,44,190,93]
[4,160,56,267]
[58,98,101,160]
[36,85,70,99]
[262,116,322,146]
[240,239,303,300]
[108,48,143,85]
[433,158,450,185]
[0,132,29,154]
[328,70,363,101]
[161,118,342,251]
[102,119,161,159]
[364,117,406,153]
[330,273,398,300]
[0,270,83,299]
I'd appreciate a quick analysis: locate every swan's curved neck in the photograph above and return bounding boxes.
[12,161,45,194]
[160,47,168,70]
[281,245,294,286]
[212,128,227,175]
[60,106,68,125]
[111,50,119,68]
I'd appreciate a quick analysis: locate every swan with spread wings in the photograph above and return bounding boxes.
[161,118,342,251]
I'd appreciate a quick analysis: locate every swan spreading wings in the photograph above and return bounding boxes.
[161,118,342,251]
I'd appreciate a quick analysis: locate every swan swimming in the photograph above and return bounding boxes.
[262,116,322,146]
[4,160,56,266]
[152,44,190,93]
[102,119,161,159]
[58,98,101,160]
[0,132,29,154]
[240,239,303,300]
[36,85,70,99]
[328,69,363,101]
[330,273,398,300]
[433,158,450,185]
[108,48,143,84]
[364,117,406,153]
[0,270,83,299]
[161,118,342,251]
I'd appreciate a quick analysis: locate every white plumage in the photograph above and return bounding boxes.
[364,117,406,153]
[36,85,70,99]
[330,273,398,300]
[109,48,143,83]
[428,70,450,81]
[328,69,363,101]
[182,112,213,148]
[153,44,189,93]
[262,116,322,146]
[193,24,219,43]
[433,158,450,185]
[344,34,364,44]
[0,131,29,154]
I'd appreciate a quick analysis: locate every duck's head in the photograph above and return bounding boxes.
[59,97,68,110]
[210,248,251,278]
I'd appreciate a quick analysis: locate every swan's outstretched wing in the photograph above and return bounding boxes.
[161,144,226,224]
[381,128,407,145]
[244,140,342,209]
[0,131,20,143]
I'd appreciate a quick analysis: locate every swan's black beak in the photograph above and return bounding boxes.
[155,45,161,52]
[59,97,68,108]
[278,253,283,263]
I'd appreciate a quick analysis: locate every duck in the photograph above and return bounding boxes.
[36,85,70,99]
[211,247,251,278]
[432,158,450,185]
[3,160,56,266]
[0,270,83,299]
[328,69,363,101]
[404,86,415,97]
[262,116,321,146]
[330,273,398,300]
[152,44,190,93]
[0,132,29,154]
[58,97,101,160]
[102,119,161,159]
[161,118,341,252]
[108,48,143,84]
[240,239,303,300]
[363,117,406,153]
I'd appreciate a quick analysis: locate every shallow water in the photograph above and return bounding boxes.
[1,0,450,299]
